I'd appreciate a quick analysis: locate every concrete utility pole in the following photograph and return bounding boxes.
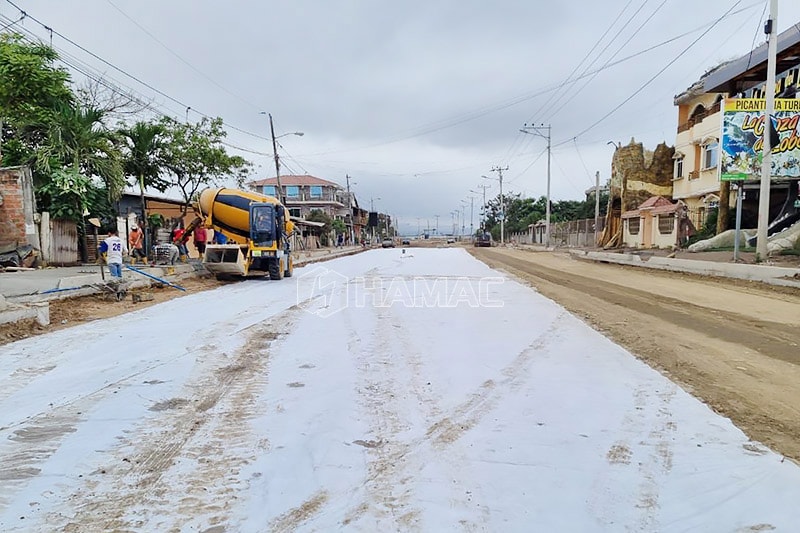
[469,196,475,239]
[460,201,467,237]
[520,123,552,247]
[472,184,490,232]
[434,214,439,234]
[756,0,778,261]
[345,174,355,244]
[370,197,380,244]
[485,166,508,244]
[268,113,285,206]
[594,170,601,247]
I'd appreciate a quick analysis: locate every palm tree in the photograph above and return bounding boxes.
[35,103,125,200]
[34,103,124,261]
[118,121,166,251]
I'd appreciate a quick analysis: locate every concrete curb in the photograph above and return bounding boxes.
[569,250,800,288]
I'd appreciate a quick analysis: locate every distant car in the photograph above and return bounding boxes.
[401,239,410,245]
[474,233,492,247]
[446,238,455,244]
[381,238,395,248]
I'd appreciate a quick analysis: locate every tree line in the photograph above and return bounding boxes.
[0,33,250,235]
[480,191,608,241]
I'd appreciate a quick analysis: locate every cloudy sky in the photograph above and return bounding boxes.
[4,0,800,234]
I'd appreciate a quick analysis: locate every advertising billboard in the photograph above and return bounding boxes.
[720,98,800,181]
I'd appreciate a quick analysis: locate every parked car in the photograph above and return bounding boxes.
[446,238,455,244]
[401,239,410,245]
[381,238,395,248]
[474,232,492,247]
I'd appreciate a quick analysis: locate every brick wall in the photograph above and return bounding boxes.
[0,166,38,248]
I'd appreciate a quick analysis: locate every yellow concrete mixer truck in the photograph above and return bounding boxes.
[193,187,295,280]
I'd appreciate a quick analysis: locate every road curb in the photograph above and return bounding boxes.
[570,250,800,288]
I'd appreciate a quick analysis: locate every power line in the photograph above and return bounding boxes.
[745,1,769,70]
[552,0,743,148]
[104,0,262,112]
[530,0,643,125]
[3,0,270,142]
[542,0,668,124]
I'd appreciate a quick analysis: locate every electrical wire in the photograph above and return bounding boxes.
[745,1,769,70]
[552,0,743,149]
[104,0,263,112]
[0,11,23,31]
[3,0,270,142]
[533,0,647,125]
[542,0,668,124]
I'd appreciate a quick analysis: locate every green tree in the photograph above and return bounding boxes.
[0,33,74,166]
[159,116,250,213]
[34,103,125,202]
[118,120,166,249]
[307,209,333,246]
[332,218,346,235]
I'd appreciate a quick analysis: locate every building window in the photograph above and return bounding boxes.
[702,140,719,170]
[263,185,276,196]
[658,215,675,234]
[673,157,684,179]
[286,186,299,198]
[627,218,640,235]
[288,208,301,218]
[309,185,322,198]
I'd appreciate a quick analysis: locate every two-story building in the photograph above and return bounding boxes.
[673,82,726,231]
[248,175,349,220]
[673,23,800,234]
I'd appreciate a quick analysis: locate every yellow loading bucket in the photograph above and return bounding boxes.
[203,244,248,276]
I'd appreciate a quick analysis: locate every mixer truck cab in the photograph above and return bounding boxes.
[198,188,295,280]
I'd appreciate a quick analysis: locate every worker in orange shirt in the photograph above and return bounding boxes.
[128,224,148,265]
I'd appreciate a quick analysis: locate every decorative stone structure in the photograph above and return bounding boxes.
[599,139,675,248]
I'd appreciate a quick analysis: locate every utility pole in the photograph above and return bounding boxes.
[594,170,601,247]
[434,214,439,234]
[756,0,778,261]
[460,201,467,238]
[269,113,285,206]
[469,196,475,239]
[370,197,380,244]
[487,166,508,244]
[345,174,354,244]
[520,123,552,247]
[472,184,490,232]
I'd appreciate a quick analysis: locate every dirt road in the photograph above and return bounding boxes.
[472,247,800,462]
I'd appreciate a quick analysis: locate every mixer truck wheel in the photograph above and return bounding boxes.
[268,257,284,280]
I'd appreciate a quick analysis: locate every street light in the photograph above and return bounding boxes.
[260,112,303,205]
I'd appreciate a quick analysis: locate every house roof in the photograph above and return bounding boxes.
[621,196,682,218]
[120,191,188,206]
[702,24,800,94]
[250,175,342,188]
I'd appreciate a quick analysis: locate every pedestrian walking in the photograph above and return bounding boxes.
[100,228,127,278]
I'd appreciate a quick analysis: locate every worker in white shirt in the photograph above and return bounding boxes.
[100,228,128,278]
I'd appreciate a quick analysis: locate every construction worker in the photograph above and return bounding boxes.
[128,224,148,265]
[100,228,127,278]
[172,224,189,262]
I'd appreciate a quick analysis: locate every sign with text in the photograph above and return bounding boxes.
[720,98,800,181]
